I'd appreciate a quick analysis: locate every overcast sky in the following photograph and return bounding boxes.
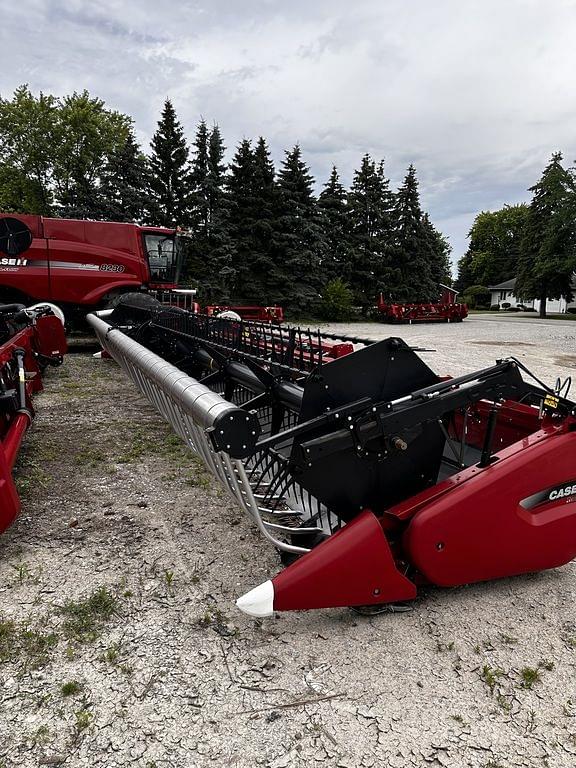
[2,0,576,270]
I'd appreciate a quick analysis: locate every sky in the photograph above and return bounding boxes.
[2,0,576,272]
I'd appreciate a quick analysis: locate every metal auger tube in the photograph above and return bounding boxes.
[87,312,261,459]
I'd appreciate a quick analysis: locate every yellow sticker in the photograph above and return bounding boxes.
[544,395,559,409]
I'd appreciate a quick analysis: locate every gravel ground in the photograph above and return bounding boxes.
[0,314,575,768]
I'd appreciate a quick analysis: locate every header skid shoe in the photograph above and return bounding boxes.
[88,300,576,616]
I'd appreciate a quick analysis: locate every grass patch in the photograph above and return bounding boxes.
[73,446,107,467]
[13,456,50,498]
[61,680,83,697]
[74,708,92,733]
[480,664,504,694]
[0,617,58,669]
[59,586,118,643]
[520,666,541,689]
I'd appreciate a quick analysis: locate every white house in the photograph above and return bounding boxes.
[488,277,576,313]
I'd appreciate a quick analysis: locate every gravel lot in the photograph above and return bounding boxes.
[0,314,574,768]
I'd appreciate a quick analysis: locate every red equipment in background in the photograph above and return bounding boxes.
[0,304,67,532]
[205,305,285,324]
[0,215,286,323]
[377,284,468,323]
[0,214,188,313]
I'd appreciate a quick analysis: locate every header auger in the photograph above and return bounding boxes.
[89,297,576,617]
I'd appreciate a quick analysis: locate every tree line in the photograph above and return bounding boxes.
[455,152,576,316]
[0,85,452,315]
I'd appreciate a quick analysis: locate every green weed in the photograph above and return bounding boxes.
[520,666,541,689]
[61,680,83,697]
[59,586,118,643]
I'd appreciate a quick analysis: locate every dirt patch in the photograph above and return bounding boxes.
[0,352,575,768]
[555,354,576,369]
[469,341,536,347]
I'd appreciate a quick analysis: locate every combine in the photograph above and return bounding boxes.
[88,297,576,616]
[0,214,283,324]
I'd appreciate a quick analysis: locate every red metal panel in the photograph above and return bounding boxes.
[272,510,417,611]
[46,238,143,305]
[403,431,576,586]
[0,239,50,301]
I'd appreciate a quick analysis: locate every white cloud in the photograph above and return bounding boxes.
[2,0,576,264]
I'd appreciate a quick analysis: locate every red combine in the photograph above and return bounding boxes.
[0,215,284,324]
[90,299,576,617]
[377,284,468,323]
[0,302,67,532]
[0,214,190,319]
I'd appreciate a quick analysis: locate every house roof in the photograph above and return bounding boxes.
[488,275,576,291]
[488,278,516,291]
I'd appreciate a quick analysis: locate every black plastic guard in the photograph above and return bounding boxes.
[292,338,445,520]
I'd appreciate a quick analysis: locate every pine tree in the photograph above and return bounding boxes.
[516,152,576,317]
[226,137,281,304]
[318,166,352,282]
[422,213,453,289]
[147,99,190,227]
[189,119,209,232]
[186,121,233,299]
[347,155,395,308]
[226,139,258,301]
[205,125,234,300]
[99,132,149,222]
[251,137,281,302]
[392,165,438,301]
[273,145,325,313]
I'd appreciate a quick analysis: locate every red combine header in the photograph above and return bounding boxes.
[0,302,67,532]
[377,284,468,323]
[89,298,576,617]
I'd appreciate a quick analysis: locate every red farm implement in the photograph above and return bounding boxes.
[205,305,285,324]
[89,297,576,616]
[0,303,67,533]
[377,285,468,323]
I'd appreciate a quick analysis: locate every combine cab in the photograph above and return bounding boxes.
[88,299,576,616]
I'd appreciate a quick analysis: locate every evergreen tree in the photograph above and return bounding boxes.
[516,152,576,317]
[226,139,258,301]
[98,132,149,222]
[318,166,352,282]
[226,137,281,304]
[422,213,453,289]
[205,125,235,299]
[147,99,190,227]
[391,165,438,301]
[347,155,395,308]
[250,137,281,302]
[454,251,475,294]
[272,145,325,313]
[186,121,233,299]
[189,119,209,232]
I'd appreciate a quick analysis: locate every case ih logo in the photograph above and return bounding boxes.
[0,257,28,266]
[520,480,576,510]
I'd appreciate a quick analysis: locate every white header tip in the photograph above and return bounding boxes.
[236,580,274,617]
